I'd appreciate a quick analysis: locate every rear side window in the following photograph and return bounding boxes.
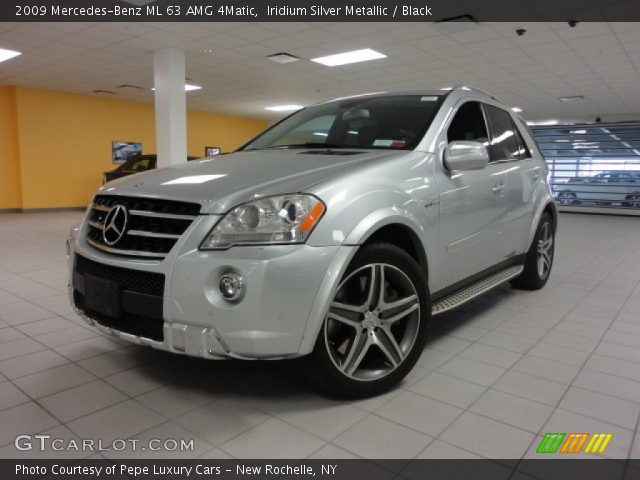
[512,120,532,159]
[484,104,520,162]
[447,101,489,144]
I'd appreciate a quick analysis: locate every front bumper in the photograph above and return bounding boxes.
[68,217,356,359]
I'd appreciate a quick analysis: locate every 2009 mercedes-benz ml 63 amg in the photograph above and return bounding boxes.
[68,86,557,398]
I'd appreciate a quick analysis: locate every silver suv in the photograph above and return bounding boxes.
[68,87,557,398]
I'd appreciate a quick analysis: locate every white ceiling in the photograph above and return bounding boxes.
[0,21,639,121]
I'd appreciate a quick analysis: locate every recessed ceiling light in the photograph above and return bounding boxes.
[527,119,560,126]
[559,95,584,102]
[265,105,304,112]
[151,84,202,92]
[0,48,21,63]
[511,107,523,112]
[311,49,386,67]
[267,53,300,64]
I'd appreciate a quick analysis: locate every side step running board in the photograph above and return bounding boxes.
[431,265,524,315]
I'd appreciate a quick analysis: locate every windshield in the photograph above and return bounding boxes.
[241,95,444,151]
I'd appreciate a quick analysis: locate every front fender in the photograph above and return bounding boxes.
[343,207,427,246]
[297,207,437,356]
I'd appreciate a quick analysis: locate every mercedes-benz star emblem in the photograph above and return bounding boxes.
[102,204,129,246]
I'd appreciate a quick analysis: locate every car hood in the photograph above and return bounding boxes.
[98,149,407,213]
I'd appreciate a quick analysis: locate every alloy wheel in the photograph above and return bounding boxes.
[324,263,421,381]
[536,221,554,279]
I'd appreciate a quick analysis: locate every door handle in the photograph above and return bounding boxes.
[492,180,505,194]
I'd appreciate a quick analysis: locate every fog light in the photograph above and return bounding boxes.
[219,272,244,302]
[65,238,71,256]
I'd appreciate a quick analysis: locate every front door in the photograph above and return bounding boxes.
[432,101,508,292]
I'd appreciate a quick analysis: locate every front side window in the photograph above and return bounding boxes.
[241,95,444,151]
[447,101,489,144]
[484,104,520,162]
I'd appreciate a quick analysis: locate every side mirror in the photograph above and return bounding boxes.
[444,141,489,171]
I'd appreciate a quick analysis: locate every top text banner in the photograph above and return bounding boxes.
[1,0,640,22]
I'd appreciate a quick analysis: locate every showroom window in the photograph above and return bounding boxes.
[532,122,640,212]
[483,104,520,162]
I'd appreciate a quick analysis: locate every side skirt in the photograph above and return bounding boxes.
[431,256,525,315]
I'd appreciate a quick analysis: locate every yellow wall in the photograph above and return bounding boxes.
[1,87,269,210]
[0,87,21,210]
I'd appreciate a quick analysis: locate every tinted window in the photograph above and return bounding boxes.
[484,105,520,162]
[268,115,336,147]
[127,157,153,172]
[512,121,531,159]
[242,95,443,151]
[447,102,489,144]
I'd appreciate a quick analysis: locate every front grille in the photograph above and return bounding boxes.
[73,255,165,342]
[85,195,200,259]
[75,254,164,296]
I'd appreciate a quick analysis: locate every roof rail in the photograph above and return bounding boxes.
[450,85,501,102]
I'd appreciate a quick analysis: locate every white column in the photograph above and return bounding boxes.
[153,47,186,168]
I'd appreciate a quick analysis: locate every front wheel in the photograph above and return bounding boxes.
[305,242,430,399]
[511,213,555,290]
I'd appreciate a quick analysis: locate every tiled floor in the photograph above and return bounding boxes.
[1,211,640,460]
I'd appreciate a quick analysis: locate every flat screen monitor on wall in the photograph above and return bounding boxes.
[112,141,142,164]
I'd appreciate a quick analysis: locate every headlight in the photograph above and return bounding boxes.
[200,194,325,249]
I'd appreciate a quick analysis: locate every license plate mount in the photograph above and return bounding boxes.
[84,274,120,318]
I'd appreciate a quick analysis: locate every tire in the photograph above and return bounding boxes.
[304,242,430,399]
[510,213,555,290]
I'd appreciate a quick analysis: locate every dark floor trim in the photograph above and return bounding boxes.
[558,206,640,217]
[0,206,86,214]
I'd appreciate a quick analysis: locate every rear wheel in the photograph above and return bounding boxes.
[305,242,430,398]
[511,213,555,290]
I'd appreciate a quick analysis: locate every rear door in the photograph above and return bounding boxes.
[433,101,508,291]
